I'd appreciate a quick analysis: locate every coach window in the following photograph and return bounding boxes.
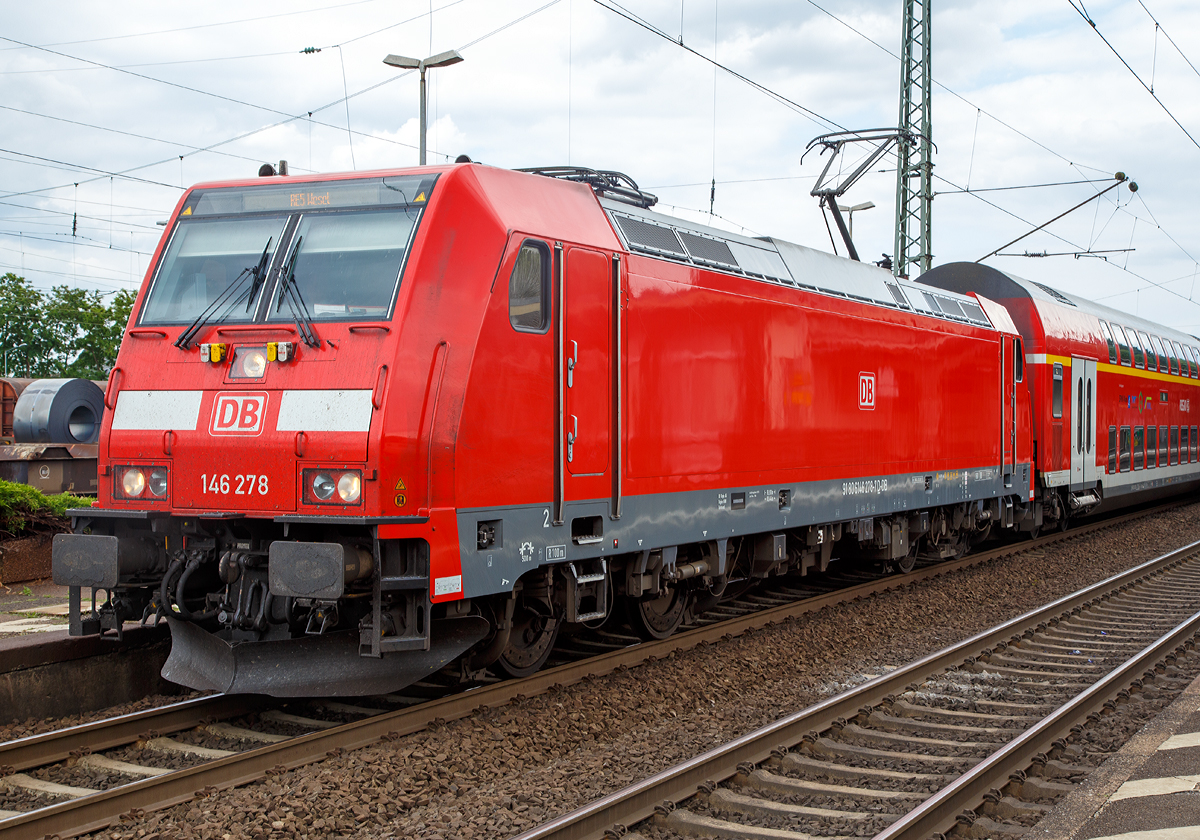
[1160,425,1169,465]
[1174,341,1188,376]
[1191,346,1200,378]
[1113,325,1132,366]
[1139,331,1156,370]
[1076,384,1083,453]
[1052,363,1063,419]
[1108,427,1117,473]
[1133,426,1144,470]
[1192,426,1198,462]
[1150,335,1167,372]
[1099,321,1118,363]
[509,240,550,333]
[1148,426,1158,468]
[1119,426,1131,472]
[1129,329,1145,368]
[1170,340,1183,375]
[1171,426,1180,465]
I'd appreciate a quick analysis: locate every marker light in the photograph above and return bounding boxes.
[148,468,168,497]
[200,343,227,364]
[312,472,336,500]
[302,468,364,506]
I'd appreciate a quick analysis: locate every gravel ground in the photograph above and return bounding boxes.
[0,692,203,743]
[68,502,1200,840]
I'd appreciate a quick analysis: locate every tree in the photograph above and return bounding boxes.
[0,273,134,379]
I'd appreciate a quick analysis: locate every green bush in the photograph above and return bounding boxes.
[0,480,94,537]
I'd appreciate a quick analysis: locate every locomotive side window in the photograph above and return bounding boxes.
[1119,426,1131,472]
[1052,363,1063,419]
[1160,424,1169,465]
[1133,426,1144,470]
[1099,321,1118,363]
[1148,425,1158,468]
[1108,427,1117,473]
[508,241,550,333]
[1171,426,1180,465]
[140,217,286,324]
[1014,338,1024,382]
[1139,331,1156,370]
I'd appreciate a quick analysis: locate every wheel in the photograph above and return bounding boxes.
[1059,514,1070,533]
[493,601,559,678]
[895,547,917,574]
[1026,524,1041,540]
[628,585,688,640]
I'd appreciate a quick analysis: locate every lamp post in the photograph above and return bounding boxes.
[836,201,876,239]
[383,50,464,165]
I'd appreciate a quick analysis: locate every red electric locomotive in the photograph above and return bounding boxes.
[923,263,1200,526]
[55,162,1046,696]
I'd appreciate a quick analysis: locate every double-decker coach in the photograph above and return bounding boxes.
[923,262,1200,530]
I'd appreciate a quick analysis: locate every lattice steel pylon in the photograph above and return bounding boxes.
[893,0,933,279]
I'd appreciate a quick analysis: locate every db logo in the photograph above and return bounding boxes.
[858,373,876,410]
[210,392,268,435]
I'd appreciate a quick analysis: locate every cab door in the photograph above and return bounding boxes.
[563,247,611,485]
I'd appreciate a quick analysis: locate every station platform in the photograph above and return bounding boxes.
[1033,672,1200,840]
[0,581,175,721]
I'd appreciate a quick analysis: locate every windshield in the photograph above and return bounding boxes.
[268,209,417,322]
[138,174,434,327]
[140,217,285,324]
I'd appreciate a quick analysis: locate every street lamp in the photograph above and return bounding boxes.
[383,50,464,165]
[836,201,875,239]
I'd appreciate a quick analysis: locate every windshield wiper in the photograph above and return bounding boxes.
[275,236,320,348]
[175,238,272,349]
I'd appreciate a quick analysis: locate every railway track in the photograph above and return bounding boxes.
[0,503,1185,840]
[512,539,1200,840]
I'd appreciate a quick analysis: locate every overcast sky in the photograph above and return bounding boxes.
[2,0,1200,331]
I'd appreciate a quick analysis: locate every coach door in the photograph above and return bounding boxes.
[554,246,611,520]
[1070,357,1098,487]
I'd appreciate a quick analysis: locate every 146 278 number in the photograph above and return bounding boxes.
[201,473,268,495]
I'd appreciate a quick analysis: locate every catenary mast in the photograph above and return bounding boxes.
[893,0,933,279]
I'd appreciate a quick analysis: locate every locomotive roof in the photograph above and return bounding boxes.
[599,198,997,331]
[919,262,1200,346]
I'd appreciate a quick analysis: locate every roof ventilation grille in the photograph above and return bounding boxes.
[678,231,738,267]
[614,215,686,256]
[1031,281,1077,307]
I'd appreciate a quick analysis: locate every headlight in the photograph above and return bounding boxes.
[115,465,169,501]
[230,345,269,379]
[312,472,336,500]
[121,468,146,498]
[148,468,168,497]
[337,472,361,503]
[302,468,364,506]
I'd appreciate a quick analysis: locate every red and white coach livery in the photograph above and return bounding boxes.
[52,162,1175,697]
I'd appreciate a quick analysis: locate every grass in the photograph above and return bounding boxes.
[0,480,94,537]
